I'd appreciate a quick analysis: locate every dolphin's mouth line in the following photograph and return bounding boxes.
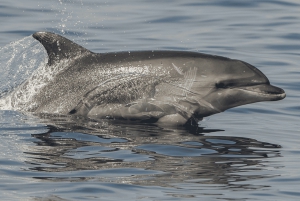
[237,85,286,98]
[239,88,283,96]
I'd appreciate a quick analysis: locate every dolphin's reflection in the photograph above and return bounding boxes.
[28,115,281,189]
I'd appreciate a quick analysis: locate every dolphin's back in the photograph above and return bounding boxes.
[33,32,233,66]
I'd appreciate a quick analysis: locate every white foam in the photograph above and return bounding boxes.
[0,36,50,111]
[0,36,47,95]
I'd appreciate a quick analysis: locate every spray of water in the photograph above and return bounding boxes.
[0,36,47,96]
[0,36,50,110]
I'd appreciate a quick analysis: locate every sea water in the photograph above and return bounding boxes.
[0,0,299,200]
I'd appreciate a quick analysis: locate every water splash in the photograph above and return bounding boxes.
[0,36,47,97]
[0,36,48,110]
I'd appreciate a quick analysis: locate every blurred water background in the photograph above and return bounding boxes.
[0,0,299,200]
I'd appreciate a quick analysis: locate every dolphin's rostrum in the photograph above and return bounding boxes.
[30,32,285,126]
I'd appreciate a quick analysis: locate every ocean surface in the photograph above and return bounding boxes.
[0,0,299,200]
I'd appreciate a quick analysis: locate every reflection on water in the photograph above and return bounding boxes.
[27,114,281,190]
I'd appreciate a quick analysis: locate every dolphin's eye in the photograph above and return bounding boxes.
[216,81,236,88]
[215,82,226,88]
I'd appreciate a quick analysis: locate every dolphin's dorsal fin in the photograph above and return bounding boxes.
[32,32,91,66]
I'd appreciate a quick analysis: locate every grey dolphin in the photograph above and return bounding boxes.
[31,32,285,126]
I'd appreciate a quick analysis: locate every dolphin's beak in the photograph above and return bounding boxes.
[238,84,286,101]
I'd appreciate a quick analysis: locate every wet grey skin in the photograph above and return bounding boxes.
[31,32,286,126]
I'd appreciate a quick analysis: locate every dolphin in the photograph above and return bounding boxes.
[27,32,285,126]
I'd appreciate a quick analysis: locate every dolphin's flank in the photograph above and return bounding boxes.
[28,32,286,126]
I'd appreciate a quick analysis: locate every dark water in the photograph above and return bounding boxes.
[0,0,299,200]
